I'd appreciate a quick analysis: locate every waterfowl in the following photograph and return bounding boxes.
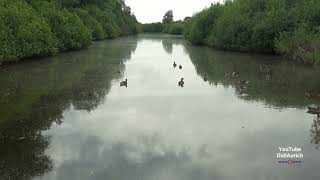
[179,65,182,69]
[238,78,250,85]
[178,78,184,87]
[239,85,247,91]
[307,106,320,116]
[231,71,238,77]
[173,61,177,68]
[259,64,271,74]
[305,91,320,98]
[120,79,127,87]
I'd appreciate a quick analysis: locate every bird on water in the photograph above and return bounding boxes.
[178,78,184,87]
[173,61,177,68]
[120,79,127,87]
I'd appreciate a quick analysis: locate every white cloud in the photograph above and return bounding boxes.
[125,0,223,23]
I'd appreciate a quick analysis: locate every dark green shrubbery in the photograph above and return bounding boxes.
[163,22,184,35]
[0,0,57,62]
[84,5,120,39]
[0,0,139,63]
[275,26,320,64]
[185,0,320,64]
[73,8,104,40]
[141,10,184,35]
[30,0,92,51]
[141,23,165,33]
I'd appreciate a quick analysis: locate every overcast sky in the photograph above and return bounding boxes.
[125,0,223,23]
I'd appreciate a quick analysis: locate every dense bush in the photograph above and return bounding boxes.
[84,5,120,38]
[0,0,57,62]
[142,22,185,35]
[163,22,184,35]
[73,8,104,40]
[275,27,320,64]
[185,4,223,45]
[31,0,92,51]
[141,10,184,35]
[0,0,139,63]
[141,23,165,33]
[185,0,320,64]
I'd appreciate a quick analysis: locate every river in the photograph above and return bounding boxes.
[1,34,320,180]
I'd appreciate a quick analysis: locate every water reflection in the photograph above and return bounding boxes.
[0,38,137,179]
[1,35,320,180]
[310,116,320,149]
[49,135,222,180]
[161,35,184,55]
[162,39,173,54]
[0,135,53,179]
[185,45,320,108]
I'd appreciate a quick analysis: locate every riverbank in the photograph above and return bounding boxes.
[184,0,320,65]
[0,0,140,64]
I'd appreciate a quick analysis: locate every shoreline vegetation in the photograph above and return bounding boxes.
[0,0,140,64]
[141,0,320,65]
[1,0,320,65]
[185,0,320,65]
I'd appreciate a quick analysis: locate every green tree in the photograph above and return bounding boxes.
[162,10,173,24]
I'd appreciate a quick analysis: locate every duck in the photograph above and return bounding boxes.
[231,71,238,77]
[173,61,177,68]
[178,78,184,87]
[305,91,320,98]
[307,106,320,116]
[179,65,182,69]
[259,64,271,74]
[120,79,127,87]
[238,78,250,85]
[239,85,247,91]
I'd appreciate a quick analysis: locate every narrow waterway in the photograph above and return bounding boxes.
[1,34,320,180]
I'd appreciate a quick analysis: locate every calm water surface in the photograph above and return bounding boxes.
[1,35,320,180]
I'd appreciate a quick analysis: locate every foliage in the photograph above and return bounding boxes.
[185,0,320,64]
[162,10,173,24]
[185,4,223,45]
[275,26,320,64]
[30,0,92,51]
[141,23,165,33]
[163,22,185,35]
[0,0,139,63]
[0,0,57,62]
[72,8,104,40]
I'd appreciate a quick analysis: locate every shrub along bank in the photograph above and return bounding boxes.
[184,0,320,64]
[0,0,140,63]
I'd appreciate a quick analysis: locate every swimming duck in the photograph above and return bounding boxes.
[173,61,177,68]
[179,65,182,69]
[178,78,184,87]
[238,78,250,85]
[259,64,271,74]
[305,91,320,98]
[120,79,127,87]
[231,72,238,77]
[307,106,320,116]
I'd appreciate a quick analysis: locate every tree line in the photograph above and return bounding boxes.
[141,10,185,35]
[184,0,320,64]
[0,0,140,63]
